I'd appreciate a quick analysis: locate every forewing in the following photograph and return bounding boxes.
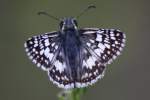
[79,28,126,65]
[24,31,60,71]
[74,28,126,88]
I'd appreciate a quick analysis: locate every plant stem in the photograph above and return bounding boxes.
[58,88,87,100]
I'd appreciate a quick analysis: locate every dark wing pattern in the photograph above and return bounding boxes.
[24,32,60,71]
[24,28,126,89]
[75,47,106,88]
[79,28,126,65]
[48,46,106,89]
[47,48,75,89]
[74,28,126,87]
[24,32,74,89]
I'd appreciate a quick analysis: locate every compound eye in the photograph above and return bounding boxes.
[73,19,78,26]
[59,21,64,29]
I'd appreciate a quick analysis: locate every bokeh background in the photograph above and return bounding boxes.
[0,0,150,100]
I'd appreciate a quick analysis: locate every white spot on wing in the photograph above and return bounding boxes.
[86,56,96,69]
[44,48,50,57]
[111,37,116,40]
[34,43,38,47]
[25,48,28,52]
[116,51,120,55]
[37,63,41,67]
[51,43,55,47]
[98,43,105,51]
[94,48,101,56]
[55,45,58,49]
[48,53,54,61]
[44,39,50,46]
[110,33,114,37]
[32,59,36,63]
[98,30,104,34]
[96,34,102,42]
[122,39,126,43]
[90,39,95,43]
[86,42,91,46]
[54,61,66,73]
[40,49,44,55]
[34,40,38,44]
[115,41,119,44]
[44,48,53,61]
[84,31,95,34]
[29,41,33,44]
[104,43,110,49]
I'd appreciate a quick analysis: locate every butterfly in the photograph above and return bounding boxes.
[24,17,126,89]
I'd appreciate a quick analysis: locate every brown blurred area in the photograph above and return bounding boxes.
[0,0,150,100]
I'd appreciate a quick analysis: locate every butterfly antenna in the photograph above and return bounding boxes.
[37,11,60,21]
[76,4,96,19]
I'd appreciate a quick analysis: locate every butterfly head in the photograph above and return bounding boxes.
[60,17,78,31]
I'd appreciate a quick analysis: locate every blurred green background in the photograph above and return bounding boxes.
[0,0,150,100]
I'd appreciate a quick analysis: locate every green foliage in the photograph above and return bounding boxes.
[58,88,87,100]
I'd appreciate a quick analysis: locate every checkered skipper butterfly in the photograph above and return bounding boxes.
[24,5,126,89]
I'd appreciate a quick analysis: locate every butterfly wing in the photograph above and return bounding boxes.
[74,28,126,87]
[24,28,126,89]
[47,47,76,89]
[79,28,126,65]
[47,38,106,89]
[24,31,61,71]
[24,31,74,89]
[75,46,106,88]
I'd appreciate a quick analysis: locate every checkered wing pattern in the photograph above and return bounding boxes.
[48,46,106,89]
[24,32,60,71]
[24,32,75,89]
[74,28,126,87]
[47,47,75,89]
[75,46,106,88]
[24,28,126,89]
[80,28,126,65]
